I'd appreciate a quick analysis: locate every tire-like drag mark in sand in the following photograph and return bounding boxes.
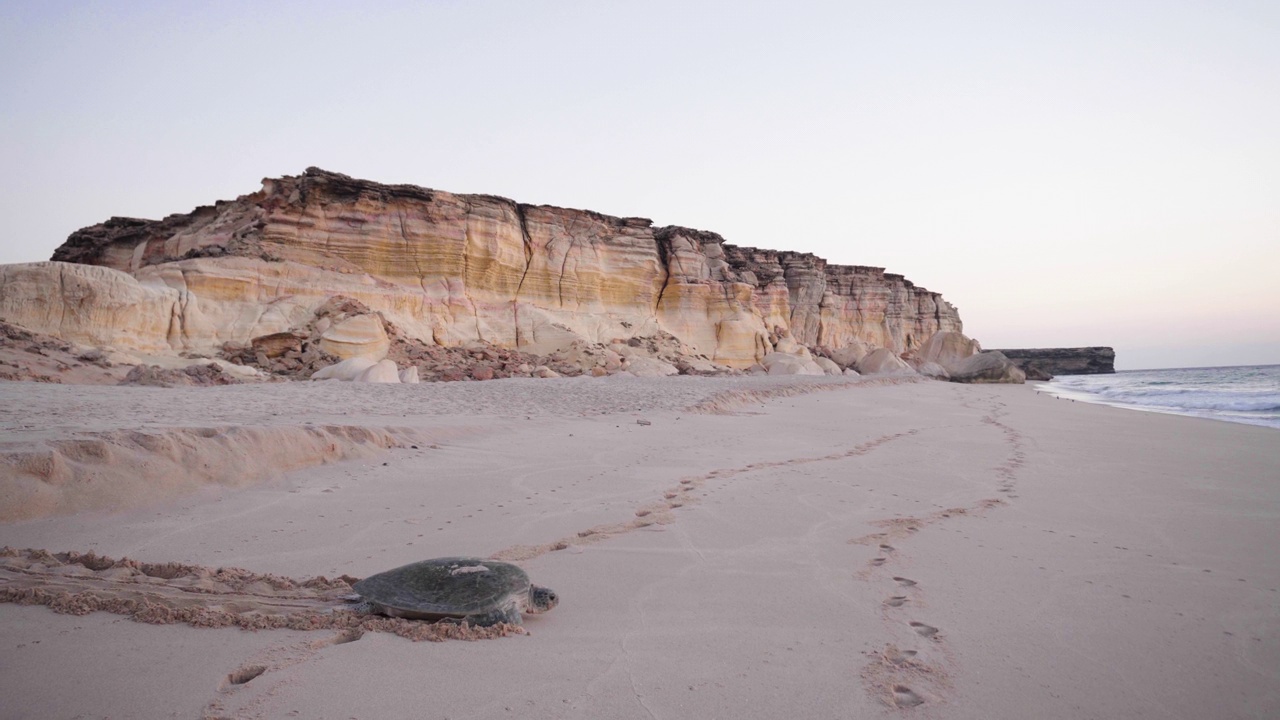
[491,429,921,562]
[0,547,522,642]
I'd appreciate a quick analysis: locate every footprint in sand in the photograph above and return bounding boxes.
[884,596,908,608]
[883,646,918,665]
[223,664,267,688]
[870,558,887,567]
[879,544,895,552]
[893,577,918,587]
[909,621,939,639]
[309,629,364,649]
[892,685,925,708]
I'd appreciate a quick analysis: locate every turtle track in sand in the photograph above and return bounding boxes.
[0,547,522,641]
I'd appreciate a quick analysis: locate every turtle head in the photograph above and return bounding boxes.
[528,585,559,613]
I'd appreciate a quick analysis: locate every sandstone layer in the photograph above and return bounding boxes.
[994,347,1117,379]
[13,168,962,369]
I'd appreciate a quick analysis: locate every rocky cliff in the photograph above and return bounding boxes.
[994,347,1116,379]
[18,168,961,368]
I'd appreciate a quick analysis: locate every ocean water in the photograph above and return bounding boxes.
[1040,364,1280,429]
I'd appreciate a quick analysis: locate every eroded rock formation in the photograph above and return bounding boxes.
[18,168,961,369]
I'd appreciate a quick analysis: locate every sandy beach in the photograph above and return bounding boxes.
[1,375,1277,719]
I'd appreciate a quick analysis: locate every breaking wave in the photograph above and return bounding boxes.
[1041,364,1280,429]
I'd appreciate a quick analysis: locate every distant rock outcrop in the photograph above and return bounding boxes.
[993,347,1116,379]
[18,168,961,370]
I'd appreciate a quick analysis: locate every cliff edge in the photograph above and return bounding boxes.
[9,168,962,370]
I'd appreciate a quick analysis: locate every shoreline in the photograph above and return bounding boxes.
[1039,361,1280,427]
[1,378,1277,718]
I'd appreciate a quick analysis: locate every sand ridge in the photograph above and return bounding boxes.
[0,424,432,521]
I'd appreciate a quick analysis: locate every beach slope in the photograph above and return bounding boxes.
[1,377,1276,719]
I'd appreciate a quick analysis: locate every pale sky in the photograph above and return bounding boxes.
[2,1,1277,370]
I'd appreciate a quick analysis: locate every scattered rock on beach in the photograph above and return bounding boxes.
[914,330,981,369]
[119,362,243,387]
[761,352,825,376]
[946,351,1026,384]
[855,348,917,376]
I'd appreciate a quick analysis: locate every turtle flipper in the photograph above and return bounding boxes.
[464,603,522,627]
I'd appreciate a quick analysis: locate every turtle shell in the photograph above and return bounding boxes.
[352,557,530,620]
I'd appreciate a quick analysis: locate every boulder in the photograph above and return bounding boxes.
[947,351,1026,384]
[1022,365,1054,381]
[773,333,809,357]
[913,360,951,380]
[813,357,843,376]
[250,332,305,359]
[624,356,680,378]
[310,356,378,381]
[355,359,401,383]
[119,362,241,387]
[319,314,389,361]
[761,352,825,376]
[830,340,874,369]
[399,366,420,384]
[916,331,980,370]
[854,348,916,376]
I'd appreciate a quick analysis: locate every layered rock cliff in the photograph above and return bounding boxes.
[18,168,962,367]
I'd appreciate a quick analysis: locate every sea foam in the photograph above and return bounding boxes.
[1041,364,1280,429]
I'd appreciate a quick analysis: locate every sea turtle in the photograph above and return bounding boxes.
[351,557,558,627]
